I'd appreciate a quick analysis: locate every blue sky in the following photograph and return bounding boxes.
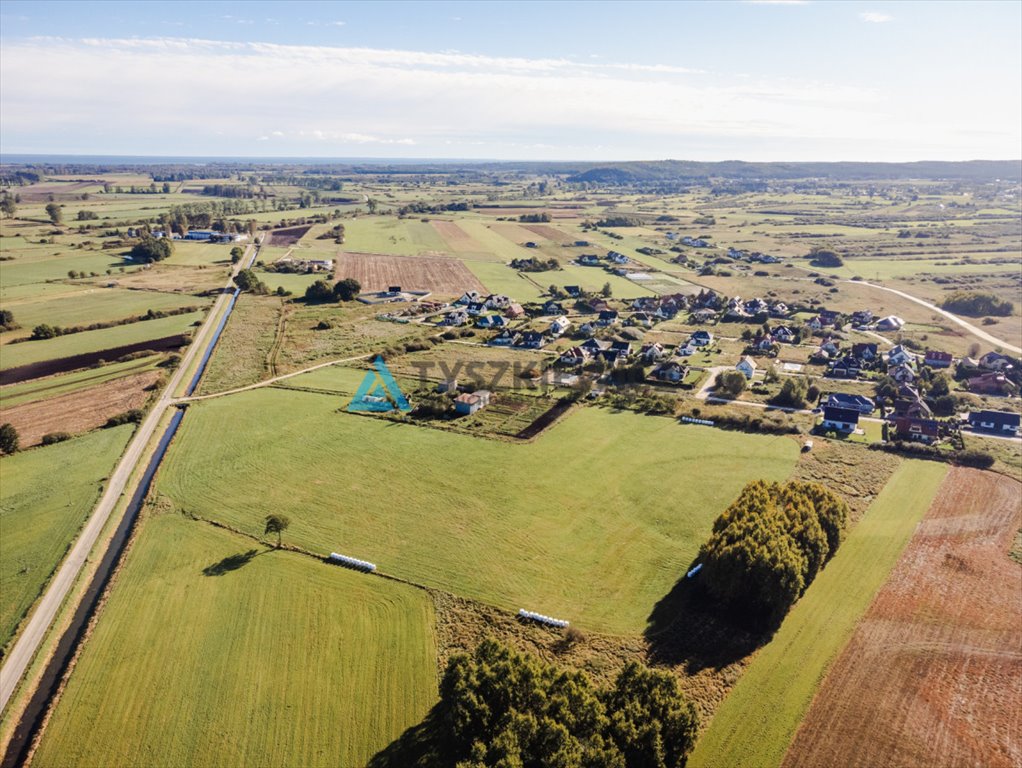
[1,0,1019,161]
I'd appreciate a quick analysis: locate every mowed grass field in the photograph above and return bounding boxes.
[0,310,204,370]
[688,460,948,768]
[0,425,134,655]
[31,514,437,768]
[157,391,799,633]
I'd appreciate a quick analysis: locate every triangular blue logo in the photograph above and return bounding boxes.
[348,356,411,413]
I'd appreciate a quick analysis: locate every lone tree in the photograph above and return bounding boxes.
[716,370,748,398]
[601,281,613,298]
[45,202,63,225]
[0,196,16,217]
[233,269,267,294]
[0,309,16,331]
[304,279,335,303]
[334,277,361,302]
[0,423,19,455]
[264,514,290,548]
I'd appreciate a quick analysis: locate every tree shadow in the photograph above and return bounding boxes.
[367,704,445,768]
[644,564,768,673]
[202,549,261,576]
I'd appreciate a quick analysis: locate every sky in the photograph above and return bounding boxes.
[1,0,1020,162]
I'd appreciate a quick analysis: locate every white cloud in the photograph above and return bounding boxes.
[0,36,1016,160]
[860,11,893,23]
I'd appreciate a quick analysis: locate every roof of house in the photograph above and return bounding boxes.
[969,410,1020,427]
[827,393,874,408]
[924,350,953,360]
[823,405,860,423]
[739,355,757,369]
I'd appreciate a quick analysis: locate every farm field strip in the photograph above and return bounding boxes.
[157,394,799,633]
[0,311,204,371]
[0,354,162,408]
[688,460,948,768]
[781,467,1022,768]
[0,425,136,656]
[29,515,438,768]
[333,251,485,294]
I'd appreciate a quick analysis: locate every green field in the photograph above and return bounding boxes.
[0,288,207,341]
[463,259,546,301]
[344,217,450,256]
[0,354,164,407]
[163,241,236,266]
[0,425,134,654]
[688,460,948,768]
[31,514,437,768]
[0,310,204,370]
[158,392,799,633]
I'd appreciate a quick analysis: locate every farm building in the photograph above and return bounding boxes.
[967,410,1020,435]
[454,390,491,415]
[736,356,758,379]
[821,406,859,433]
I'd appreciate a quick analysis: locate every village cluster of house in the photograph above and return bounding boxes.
[439,291,525,328]
[726,247,782,264]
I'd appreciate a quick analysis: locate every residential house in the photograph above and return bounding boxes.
[629,311,655,328]
[967,372,1015,396]
[692,289,722,309]
[744,298,769,316]
[887,344,915,366]
[549,316,571,336]
[652,361,688,383]
[821,405,859,433]
[476,314,507,329]
[980,352,1015,371]
[578,254,601,266]
[454,390,491,415]
[889,363,916,384]
[752,336,774,353]
[820,339,841,357]
[769,301,790,318]
[655,303,679,321]
[608,252,629,265]
[585,298,610,313]
[851,343,879,363]
[876,315,905,331]
[466,301,487,316]
[506,303,525,319]
[541,300,564,316]
[640,342,666,363]
[559,346,589,366]
[518,331,546,349]
[597,310,620,326]
[609,340,633,359]
[485,294,512,310]
[574,240,590,247]
[456,291,482,306]
[923,350,953,369]
[563,285,582,298]
[771,326,796,344]
[893,416,939,443]
[441,310,469,326]
[580,338,610,356]
[807,316,825,331]
[577,321,596,337]
[736,356,758,379]
[828,355,861,379]
[851,310,874,327]
[893,385,932,418]
[489,329,521,347]
[690,330,714,347]
[826,393,875,415]
[690,307,718,323]
[968,410,1020,436]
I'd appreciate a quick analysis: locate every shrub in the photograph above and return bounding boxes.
[955,448,995,469]
[41,432,72,445]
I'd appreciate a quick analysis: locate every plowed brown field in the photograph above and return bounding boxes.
[334,251,484,293]
[0,370,160,446]
[431,220,483,253]
[782,467,1022,768]
[520,224,575,244]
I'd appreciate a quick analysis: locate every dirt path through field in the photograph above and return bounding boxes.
[782,467,1022,768]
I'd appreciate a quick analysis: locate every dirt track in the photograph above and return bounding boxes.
[783,467,1022,768]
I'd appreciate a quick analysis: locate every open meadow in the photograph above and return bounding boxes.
[30,514,438,768]
[157,390,799,633]
[0,425,135,656]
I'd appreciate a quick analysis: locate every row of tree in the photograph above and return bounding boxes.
[698,480,849,626]
[430,639,698,768]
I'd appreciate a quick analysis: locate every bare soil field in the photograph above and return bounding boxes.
[0,370,160,445]
[782,467,1022,768]
[334,251,485,294]
[265,225,312,247]
[520,224,575,244]
[430,220,483,253]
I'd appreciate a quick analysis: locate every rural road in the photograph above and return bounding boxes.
[0,241,258,714]
[853,280,1022,355]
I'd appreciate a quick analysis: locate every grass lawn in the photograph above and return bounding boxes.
[0,425,135,655]
[462,260,546,302]
[0,310,204,370]
[31,514,437,768]
[158,393,799,633]
[687,460,948,768]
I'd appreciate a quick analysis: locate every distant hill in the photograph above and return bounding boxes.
[564,159,1022,183]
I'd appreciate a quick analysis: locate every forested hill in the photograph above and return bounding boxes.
[563,159,1022,183]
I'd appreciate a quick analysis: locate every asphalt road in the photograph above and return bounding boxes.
[0,241,256,713]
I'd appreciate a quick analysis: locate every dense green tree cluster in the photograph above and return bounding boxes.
[698,480,849,625]
[807,248,843,267]
[233,269,269,294]
[939,291,1014,317]
[770,376,809,408]
[716,370,748,397]
[430,639,698,768]
[0,309,16,331]
[304,277,361,303]
[128,235,173,263]
[518,212,551,223]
